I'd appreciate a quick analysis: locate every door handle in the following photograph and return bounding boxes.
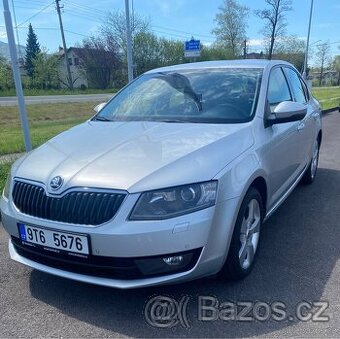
[297,122,305,131]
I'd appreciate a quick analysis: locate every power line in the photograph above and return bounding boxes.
[60,2,216,42]
[152,25,215,40]
[67,1,107,15]
[63,11,102,23]
[65,4,105,18]
[17,1,54,27]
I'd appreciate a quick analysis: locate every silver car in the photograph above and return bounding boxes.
[0,60,322,289]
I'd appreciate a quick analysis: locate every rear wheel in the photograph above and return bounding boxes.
[220,187,264,280]
[301,139,320,185]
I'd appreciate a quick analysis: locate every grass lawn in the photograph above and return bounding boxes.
[312,86,340,110]
[0,102,98,155]
[0,88,117,97]
[0,162,12,193]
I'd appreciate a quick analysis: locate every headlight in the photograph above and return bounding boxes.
[2,174,11,199]
[130,181,218,220]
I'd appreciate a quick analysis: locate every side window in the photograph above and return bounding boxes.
[267,67,291,112]
[284,68,308,104]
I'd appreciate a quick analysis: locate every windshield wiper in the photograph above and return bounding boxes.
[92,116,112,122]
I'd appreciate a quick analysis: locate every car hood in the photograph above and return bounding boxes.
[14,121,254,193]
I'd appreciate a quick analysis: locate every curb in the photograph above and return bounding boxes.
[322,107,339,114]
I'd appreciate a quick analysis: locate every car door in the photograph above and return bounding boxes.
[262,66,303,208]
[283,67,316,167]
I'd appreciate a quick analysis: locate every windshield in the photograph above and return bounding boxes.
[94,68,263,124]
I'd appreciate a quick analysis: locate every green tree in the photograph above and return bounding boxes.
[332,55,340,86]
[133,32,162,76]
[315,42,331,86]
[212,0,249,58]
[32,52,59,89]
[0,56,13,90]
[25,23,41,79]
[275,36,305,71]
[159,38,185,66]
[200,44,234,61]
[255,0,292,60]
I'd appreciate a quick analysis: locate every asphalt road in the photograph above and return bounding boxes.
[0,93,113,106]
[0,111,340,338]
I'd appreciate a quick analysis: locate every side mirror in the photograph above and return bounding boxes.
[266,101,307,126]
[93,102,107,113]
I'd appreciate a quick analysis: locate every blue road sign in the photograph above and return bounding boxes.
[185,39,200,51]
[184,39,201,58]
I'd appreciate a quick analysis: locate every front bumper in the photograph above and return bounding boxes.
[1,194,239,288]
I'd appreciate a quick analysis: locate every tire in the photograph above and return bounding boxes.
[219,187,264,281]
[301,139,320,185]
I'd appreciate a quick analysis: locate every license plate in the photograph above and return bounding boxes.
[18,223,89,255]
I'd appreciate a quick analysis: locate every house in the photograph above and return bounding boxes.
[58,47,88,89]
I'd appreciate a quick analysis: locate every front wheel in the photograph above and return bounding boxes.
[301,139,320,185]
[219,187,264,281]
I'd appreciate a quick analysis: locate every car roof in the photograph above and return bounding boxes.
[145,59,293,74]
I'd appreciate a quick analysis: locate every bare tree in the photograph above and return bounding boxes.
[212,0,249,58]
[101,11,150,56]
[76,36,121,89]
[315,42,331,86]
[255,0,292,60]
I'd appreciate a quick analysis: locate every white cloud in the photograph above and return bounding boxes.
[155,0,184,15]
[248,39,265,47]
[316,23,333,29]
[201,41,213,47]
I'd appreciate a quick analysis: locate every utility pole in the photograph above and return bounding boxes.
[125,0,133,82]
[55,0,73,89]
[303,0,314,80]
[3,0,32,151]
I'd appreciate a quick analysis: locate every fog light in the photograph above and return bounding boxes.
[163,255,184,266]
[135,249,202,276]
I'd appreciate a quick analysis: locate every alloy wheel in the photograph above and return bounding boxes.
[239,199,261,269]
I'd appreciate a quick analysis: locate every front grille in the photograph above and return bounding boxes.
[12,181,126,225]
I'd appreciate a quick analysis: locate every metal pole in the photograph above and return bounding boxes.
[3,0,32,152]
[55,0,73,89]
[303,0,314,80]
[11,0,21,60]
[125,0,133,82]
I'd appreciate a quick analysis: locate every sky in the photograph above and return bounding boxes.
[0,0,339,65]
